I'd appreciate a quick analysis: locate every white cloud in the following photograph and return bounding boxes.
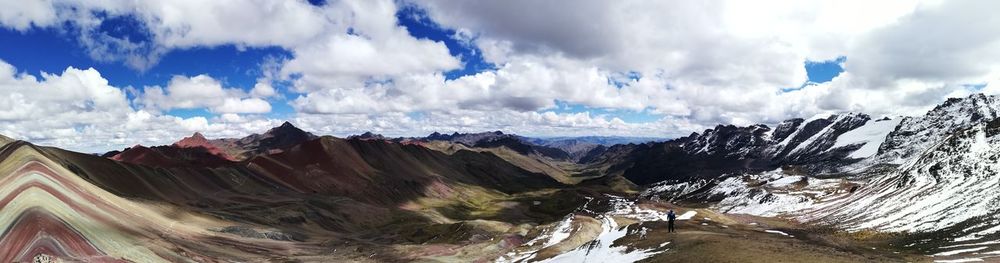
[0,0,57,30]
[279,0,460,93]
[3,0,1000,146]
[0,59,282,152]
[250,82,276,98]
[0,59,131,124]
[407,0,1000,127]
[136,74,272,114]
[215,98,272,114]
[0,0,329,70]
[846,0,1000,86]
[137,0,328,49]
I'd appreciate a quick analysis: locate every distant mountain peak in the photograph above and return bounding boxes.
[208,121,319,158]
[166,132,236,161]
[265,121,312,138]
[173,132,214,148]
[349,131,386,140]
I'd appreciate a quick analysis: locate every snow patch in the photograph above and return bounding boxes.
[832,118,901,159]
[706,171,844,217]
[543,215,575,248]
[676,211,697,220]
[537,216,663,263]
[934,258,985,263]
[499,196,673,263]
[764,230,790,236]
[768,176,804,187]
[935,247,989,256]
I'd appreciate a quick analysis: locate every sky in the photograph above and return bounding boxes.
[1,0,999,152]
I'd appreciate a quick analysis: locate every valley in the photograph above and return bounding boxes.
[4,94,1000,262]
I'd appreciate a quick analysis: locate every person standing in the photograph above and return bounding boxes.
[667,210,676,233]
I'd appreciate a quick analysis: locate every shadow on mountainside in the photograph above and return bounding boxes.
[2,135,585,260]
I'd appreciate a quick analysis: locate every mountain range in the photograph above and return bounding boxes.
[3,94,1000,261]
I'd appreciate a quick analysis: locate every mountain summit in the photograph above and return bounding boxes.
[226,121,318,158]
[105,122,319,164]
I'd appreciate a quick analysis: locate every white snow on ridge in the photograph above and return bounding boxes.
[768,176,803,187]
[500,196,675,263]
[606,196,675,221]
[934,258,986,263]
[802,123,1000,236]
[537,216,662,263]
[969,129,989,155]
[703,170,845,217]
[543,215,575,248]
[957,224,1000,242]
[777,114,831,148]
[644,180,709,201]
[832,117,902,159]
[936,246,989,256]
[788,115,841,155]
[764,230,790,236]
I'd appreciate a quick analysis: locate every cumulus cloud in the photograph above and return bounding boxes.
[250,82,277,98]
[279,0,460,93]
[3,0,1000,148]
[406,0,1000,125]
[0,0,58,31]
[0,59,131,123]
[0,0,328,70]
[136,75,272,114]
[0,59,281,152]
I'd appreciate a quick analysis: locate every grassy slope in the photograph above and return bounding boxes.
[619,203,928,263]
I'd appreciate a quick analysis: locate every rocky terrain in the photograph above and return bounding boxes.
[5,94,1000,262]
[643,93,1000,262]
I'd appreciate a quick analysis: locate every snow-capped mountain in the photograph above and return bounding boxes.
[614,112,898,184]
[803,95,1000,241]
[807,118,1000,235]
[642,93,1000,257]
[876,93,1000,164]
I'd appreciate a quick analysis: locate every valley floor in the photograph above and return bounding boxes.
[385,194,935,263]
[624,203,928,263]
